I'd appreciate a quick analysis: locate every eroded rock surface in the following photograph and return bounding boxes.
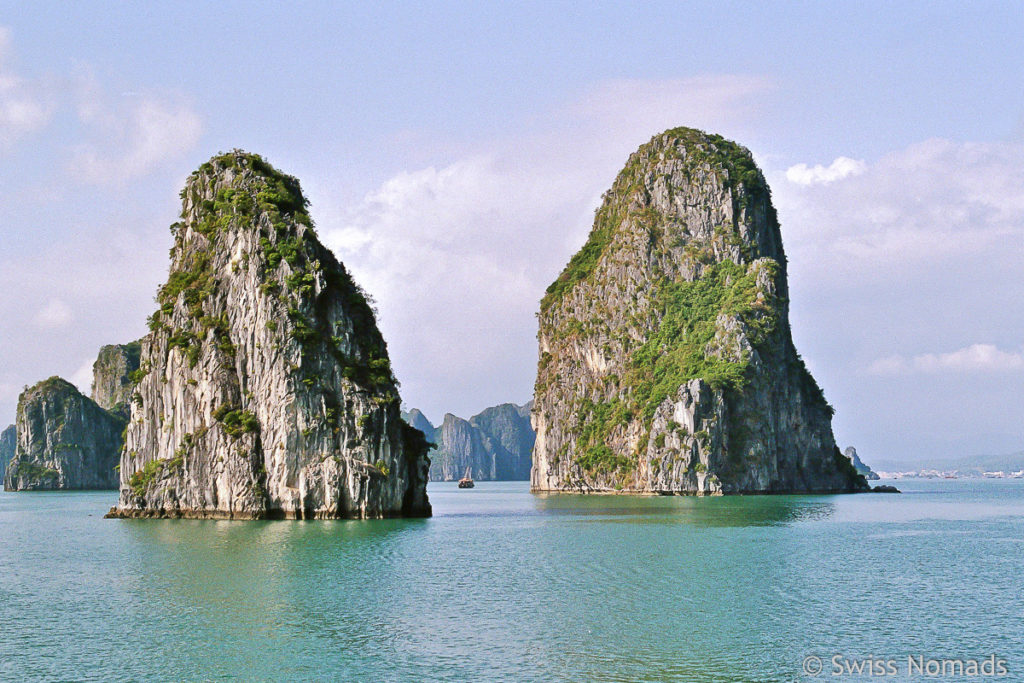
[0,424,15,482]
[108,151,430,519]
[91,342,142,420]
[531,128,867,494]
[4,378,122,491]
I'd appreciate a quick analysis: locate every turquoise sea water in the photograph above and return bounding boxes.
[1,479,1021,682]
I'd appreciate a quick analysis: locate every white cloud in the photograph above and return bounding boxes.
[869,344,1024,375]
[0,27,201,173]
[32,298,73,329]
[774,138,1024,275]
[772,138,1024,458]
[315,75,774,419]
[785,156,866,185]
[0,26,53,146]
[70,356,96,395]
[69,93,202,184]
[320,155,592,417]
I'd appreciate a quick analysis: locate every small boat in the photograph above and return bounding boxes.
[458,467,475,489]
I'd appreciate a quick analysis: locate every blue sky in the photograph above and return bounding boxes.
[1,2,1022,466]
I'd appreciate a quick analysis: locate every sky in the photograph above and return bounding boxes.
[0,2,1022,466]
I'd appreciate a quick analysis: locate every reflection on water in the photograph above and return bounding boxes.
[0,480,1022,682]
[530,491,837,527]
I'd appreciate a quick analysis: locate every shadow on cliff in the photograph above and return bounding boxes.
[529,493,836,527]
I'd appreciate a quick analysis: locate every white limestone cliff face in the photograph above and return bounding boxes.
[108,151,430,519]
[531,128,867,495]
[91,342,142,420]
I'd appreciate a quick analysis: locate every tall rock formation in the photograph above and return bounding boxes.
[3,378,122,491]
[402,408,436,443]
[409,403,534,481]
[0,424,15,481]
[531,128,867,494]
[469,402,533,479]
[108,151,430,519]
[91,342,142,419]
[432,413,492,480]
[843,446,880,480]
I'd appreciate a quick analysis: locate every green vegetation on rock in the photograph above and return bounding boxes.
[12,461,59,482]
[212,404,259,438]
[129,458,178,497]
[568,258,778,473]
[630,259,778,412]
[540,127,769,314]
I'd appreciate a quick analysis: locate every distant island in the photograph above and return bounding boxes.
[402,403,534,481]
[3,376,124,491]
[873,451,1024,480]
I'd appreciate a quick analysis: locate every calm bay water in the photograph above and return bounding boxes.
[0,479,1021,682]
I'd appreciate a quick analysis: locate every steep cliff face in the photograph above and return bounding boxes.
[470,403,534,480]
[3,378,123,491]
[432,413,492,480]
[532,128,867,494]
[108,151,430,519]
[402,409,436,442]
[414,402,534,481]
[91,342,142,419]
[0,424,15,481]
[844,446,880,480]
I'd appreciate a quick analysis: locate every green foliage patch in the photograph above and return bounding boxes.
[12,461,59,482]
[570,258,779,474]
[212,404,260,438]
[628,259,778,418]
[572,398,635,473]
[129,458,176,497]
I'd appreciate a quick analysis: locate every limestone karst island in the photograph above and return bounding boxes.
[106,152,432,519]
[2,132,876,509]
[532,128,867,494]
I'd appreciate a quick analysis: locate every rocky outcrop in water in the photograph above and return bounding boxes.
[470,402,533,479]
[91,342,142,420]
[843,446,880,480]
[531,128,868,494]
[407,403,534,481]
[432,413,490,480]
[108,151,430,519]
[3,378,123,490]
[0,424,14,481]
[401,409,436,443]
